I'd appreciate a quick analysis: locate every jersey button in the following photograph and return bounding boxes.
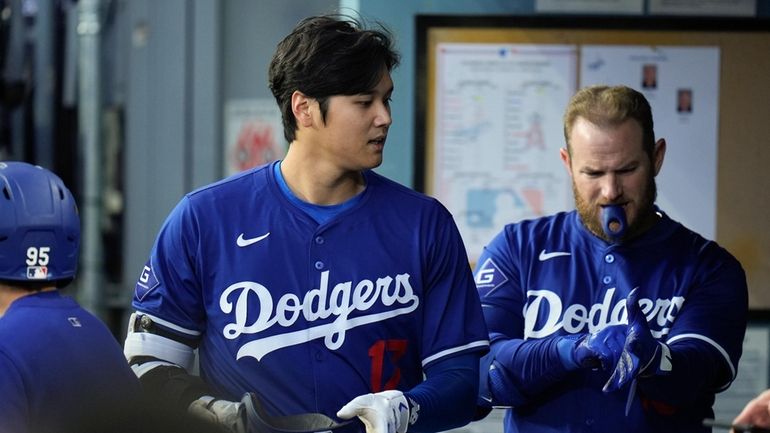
[585,418,594,426]
[604,254,615,263]
[602,276,612,284]
[315,236,324,244]
[314,261,324,270]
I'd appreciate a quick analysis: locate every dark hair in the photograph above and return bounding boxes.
[563,85,655,160]
[268,14,401,142]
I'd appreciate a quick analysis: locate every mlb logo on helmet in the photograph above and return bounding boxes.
[27,266,48,279]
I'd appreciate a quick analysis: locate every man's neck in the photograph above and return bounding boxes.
[279,149,366,205]
[0,284,55,316]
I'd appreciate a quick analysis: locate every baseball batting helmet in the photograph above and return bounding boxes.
[0,161,80,283]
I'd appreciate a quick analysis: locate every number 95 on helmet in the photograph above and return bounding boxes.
[0,162,80,284]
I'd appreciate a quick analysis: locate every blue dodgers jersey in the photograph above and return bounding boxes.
[475,210,747,433]
[0,292,142,433]
[133,161,489,418]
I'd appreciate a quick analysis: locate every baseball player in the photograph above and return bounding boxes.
[474,85,747,432]
[0,161,143,433]
[123,14,489,433]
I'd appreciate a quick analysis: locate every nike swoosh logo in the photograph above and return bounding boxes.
[538,249,571,261]
[236,232,270,247]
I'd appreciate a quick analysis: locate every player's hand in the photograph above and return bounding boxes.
[732,389,770,432]
[603,288,672,392]
[188,395,247,433]
[557,325,627,371]
[337,390,410,433]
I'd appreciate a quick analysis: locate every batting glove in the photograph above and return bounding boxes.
[188,395,247,433]
[337,390,410,433]
[557,324,628,371]
[603,288,673,392]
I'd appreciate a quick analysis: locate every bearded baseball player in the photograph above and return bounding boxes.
[0,162,143,433]
[123,14,488,433]
[474,85,747,433]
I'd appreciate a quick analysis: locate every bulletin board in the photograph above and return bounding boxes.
[415,15,770,309]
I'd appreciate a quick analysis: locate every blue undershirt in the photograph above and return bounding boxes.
[273,162,362,224]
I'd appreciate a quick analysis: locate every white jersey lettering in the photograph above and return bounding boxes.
[220,270,419,361]
[523,288,684,339]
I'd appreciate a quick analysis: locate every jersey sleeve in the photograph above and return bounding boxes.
[474,226,526,340]
[638,242,748,410]
[419,204,489,368]
[663,243,748,388]
[131,196,207,335]
[473,225,576,407]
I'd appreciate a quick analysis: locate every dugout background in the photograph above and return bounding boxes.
[414,16,770,310]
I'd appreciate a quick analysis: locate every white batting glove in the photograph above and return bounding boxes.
[188,395,246,433]
[337,390,410,433]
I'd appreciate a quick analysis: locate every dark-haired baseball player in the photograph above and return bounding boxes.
[124,14,488,433]
[474,85,747,432]
[0,161,143,433]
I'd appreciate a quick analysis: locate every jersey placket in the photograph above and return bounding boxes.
[309,229,331,411]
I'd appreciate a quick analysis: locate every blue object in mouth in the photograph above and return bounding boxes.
[601,205,627,241]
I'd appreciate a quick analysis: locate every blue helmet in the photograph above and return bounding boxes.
[0,162,80,283]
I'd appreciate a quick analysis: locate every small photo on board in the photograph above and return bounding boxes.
[677,88,693,113]
[642,64,658,89]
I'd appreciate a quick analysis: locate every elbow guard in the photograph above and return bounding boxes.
[123,312,211,411]
[124,312,200,373]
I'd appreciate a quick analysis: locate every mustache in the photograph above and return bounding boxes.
[573,177,657,242]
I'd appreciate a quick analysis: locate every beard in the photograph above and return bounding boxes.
[574,174,658,243]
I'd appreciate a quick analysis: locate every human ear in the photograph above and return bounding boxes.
[652,138,666,176]
[560,147,573,176]
[291,91,313,127]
